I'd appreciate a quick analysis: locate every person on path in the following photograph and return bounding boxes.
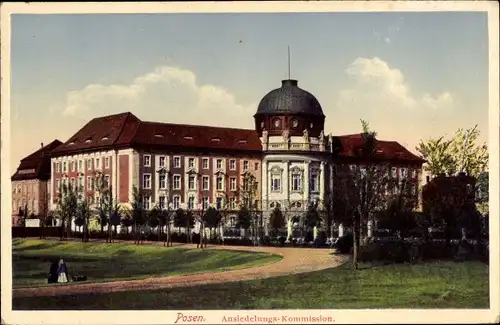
[47,260,58,284]
[56,258,69,283]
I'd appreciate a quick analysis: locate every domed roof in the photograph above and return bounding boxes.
[255,79,324,117]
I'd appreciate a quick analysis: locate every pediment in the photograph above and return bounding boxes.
[270,165,283,174]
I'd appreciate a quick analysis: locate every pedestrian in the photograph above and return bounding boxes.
[47,260,58,284]
[57,258,69,283]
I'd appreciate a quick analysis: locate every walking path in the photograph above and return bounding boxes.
[12,240,348,298]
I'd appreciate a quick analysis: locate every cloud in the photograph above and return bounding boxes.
[60,65,256,128]
[337,57,453,111]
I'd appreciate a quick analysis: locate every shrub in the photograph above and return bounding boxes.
[334,233,353,254]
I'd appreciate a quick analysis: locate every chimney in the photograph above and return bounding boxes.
[40,142,44,148]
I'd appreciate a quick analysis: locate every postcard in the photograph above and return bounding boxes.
[1,1,499,324]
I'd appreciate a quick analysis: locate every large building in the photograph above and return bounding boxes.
[11,140,63,226]
[46,78,425,235]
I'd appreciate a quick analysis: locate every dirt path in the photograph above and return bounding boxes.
[12,241,348,298]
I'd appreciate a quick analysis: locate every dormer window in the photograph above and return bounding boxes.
[211,138,221,142]
[238,140,247,144]
[292,119,298,128]
[101,136,109,141]
[154,134,164,138]
[68,142,75,146]
[184,136,193,140]
[85,139,92,144]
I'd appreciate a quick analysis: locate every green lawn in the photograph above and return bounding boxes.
[13,259,489,310]
[11,238,281,288]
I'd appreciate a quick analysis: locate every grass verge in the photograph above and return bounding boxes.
[12,238,282,288]
[13,259,488,309]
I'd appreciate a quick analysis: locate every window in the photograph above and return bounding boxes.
[271,174,281,191]
[229,160,236,170]
[202,197,209,209]
[159,196,166,210]
[202,176,209,190]
[216,197,223,210]
[87,177,93,190]
[95,158,100,169]
[188,158,195,169]
[104,175,110,187]
[216,159,223,170]
[188,175,196,190]
[56,179,60,192]
[143,195,151,210]
[310,174,318,192]
[144,155,151,167]
[56,162,61,173]
[391,167,398,178]
[87,159,93,170]
[159,174,167,189]
[426,175,430,183]
[216,177,223,191]
[78,177,83,191]
[254,162,259,170]
[143,174,151,189]
[230,197,236,210]
[412,169,417,178]
[70,178,75,189]
[188,196,195,210]
[230,177,237,191]
[202,158,209,169]
[78,160,83,172]
[173,196,181,209]
[62,162,67,173]
[401,168,408,178]
[173,157,181,168]
[173,175,181,190]
[243,161,249,171]
[159,156,166,168]
[71,161,76,172]
[105,157,110,169]
[291,174,302,192]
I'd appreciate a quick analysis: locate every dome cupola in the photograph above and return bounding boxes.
[254,79,325,138]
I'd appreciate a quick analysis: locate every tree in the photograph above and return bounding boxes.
[76,199,93,242]
[239,172,261,244]
[416,125,488,178]
[236,205,252,237]
[54,182,78,240]
[160,206,173,247]
[476,171,488,215]
[333,120,390,269]
[415,136,455,177]
[269,206,285,237]
[108,201,122,243]
[130,186,146,245]
[185,209,195,243]
[203,206,222,241]
[174,208,186,235]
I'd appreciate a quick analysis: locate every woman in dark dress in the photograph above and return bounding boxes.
[47,260,59,284]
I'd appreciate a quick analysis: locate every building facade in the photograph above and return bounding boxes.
[11,140,62,226]
[45,78,424,235]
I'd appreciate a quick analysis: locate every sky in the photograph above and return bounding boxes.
[9,11,489,174]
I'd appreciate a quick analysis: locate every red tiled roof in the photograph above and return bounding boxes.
[334,133,425,163]
[51,112,262,156]
[51,112,141,155]
[12,140,63,181]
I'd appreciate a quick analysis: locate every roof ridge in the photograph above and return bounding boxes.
[140,120,256,132]
[112,112,140,146]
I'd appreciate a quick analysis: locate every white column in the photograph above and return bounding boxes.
[313,226,318,240]
[304,161,310,203]
[319,161,325,207]
[262,159,269,211]
[49,159,55,210]
[112,150,118,200]
[284,160,290,202]
[339,224,344,237]
[287,218,292,241]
